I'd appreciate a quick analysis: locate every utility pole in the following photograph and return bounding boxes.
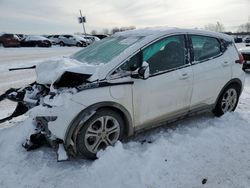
[79,10,86,35]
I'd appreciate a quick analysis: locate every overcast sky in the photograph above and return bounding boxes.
[0,0,249,34]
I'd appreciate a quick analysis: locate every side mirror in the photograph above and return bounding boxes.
[131,61,150,80]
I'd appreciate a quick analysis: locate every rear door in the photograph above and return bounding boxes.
[189,34,231,110]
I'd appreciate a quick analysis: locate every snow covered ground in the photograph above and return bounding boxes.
[0,46,250,188]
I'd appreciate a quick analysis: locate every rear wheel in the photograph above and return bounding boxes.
[59,41,65,46]
[75,109,125,159]
[213,84,240,117]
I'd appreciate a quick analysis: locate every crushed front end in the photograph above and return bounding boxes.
[0,67,96,161]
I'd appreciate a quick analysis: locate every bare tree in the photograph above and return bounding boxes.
[237,24,246,32]
[102,28,109,35]
[246,23,250,32]
[215,22,225,32]
[128,26,136,30]
[111,27,120,34]
[237,16,250,32]
[204,24,216,32]
[91,30,97,35]
[205,21,224,32]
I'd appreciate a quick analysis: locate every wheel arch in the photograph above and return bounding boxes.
[214,78,242,108]
[64,101,134,150]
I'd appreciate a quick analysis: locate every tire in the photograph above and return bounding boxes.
[213,84,240,117]
[59,41,65,46]
[82,42,87,47]
[76,42,82,47]
[75,109,125,159]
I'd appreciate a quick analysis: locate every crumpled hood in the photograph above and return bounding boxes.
[36,57,98,84]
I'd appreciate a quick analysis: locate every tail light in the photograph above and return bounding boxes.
[235,53,244,64]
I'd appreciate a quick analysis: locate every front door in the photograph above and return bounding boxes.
[132,35,193,129]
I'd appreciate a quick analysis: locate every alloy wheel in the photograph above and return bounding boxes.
[221,88,238,113]
[84,116,120,153]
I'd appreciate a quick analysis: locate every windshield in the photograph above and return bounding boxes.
[71,36,144,65]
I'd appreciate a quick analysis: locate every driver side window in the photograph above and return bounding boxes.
[111,52,142,78]
[143,35,186,75]
[119,52,142,72]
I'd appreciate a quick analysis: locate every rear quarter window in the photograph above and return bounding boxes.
[191,35,222,62]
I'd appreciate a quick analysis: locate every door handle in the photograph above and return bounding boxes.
[222,61,230,67]
[179,73,189,80]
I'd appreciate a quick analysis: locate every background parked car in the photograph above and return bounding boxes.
[244,36,250,43]
[234,37,243,43]
[0,33,20,47]
[16,34,25,40]
[93,34,108,39]
[81,35,100,44]
[80,35,93,45]
[58,35,87,47]
[48,35,60,45]
[20,35,52,47]
[240,48,250,71]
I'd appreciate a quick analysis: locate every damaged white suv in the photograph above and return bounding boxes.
[1,28,245,160]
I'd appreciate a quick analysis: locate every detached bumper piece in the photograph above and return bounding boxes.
[22,117,69,162]
[0,88,29,123]
[22,132,48,151]
[0,84,48,124]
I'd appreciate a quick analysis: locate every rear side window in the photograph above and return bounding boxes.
[191,35,221,62]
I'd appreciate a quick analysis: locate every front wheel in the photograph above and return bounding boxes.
[75,109,125,159]
[76,42,82,47]
[213,84,240,117]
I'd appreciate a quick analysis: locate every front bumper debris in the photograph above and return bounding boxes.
[0,83,48,123]
[22,116,69,161]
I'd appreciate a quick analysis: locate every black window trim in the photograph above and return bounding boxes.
[188,34,225,65]
[107,33,192,80]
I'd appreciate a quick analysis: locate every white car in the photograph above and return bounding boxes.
[2,28,245,160]
[58,35,87,47]
[48,35,60,45]
[81,35,100,44]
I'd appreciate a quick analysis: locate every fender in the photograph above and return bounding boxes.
[214,78,243,108]
[64,101,134,150]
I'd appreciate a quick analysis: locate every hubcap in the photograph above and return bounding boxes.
[221,88,237,113]
[84,116,120,153]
